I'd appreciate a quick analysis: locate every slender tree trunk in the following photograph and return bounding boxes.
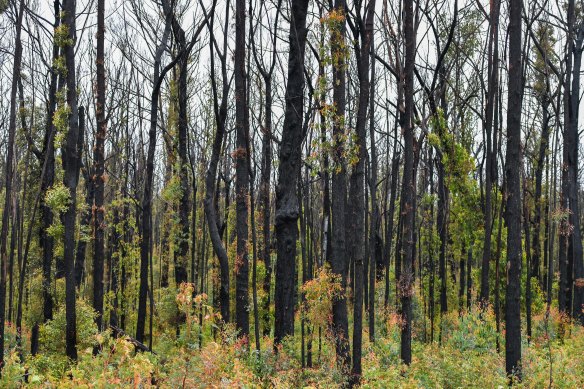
[136,4,172,344]
[495,180,504,351]
[75,169,94,288]
[204,28,231,323]
[429,153,436,341]
[203,4,231,324]
[368,36,378,343]
[299,178,307,368]
[234,0,250,337]
[40,0,60,323]
[170,14,191,290]
[350,0,375,380]
[559,0,576,318]
[250,171,260,350]
[110,197,120,328]
[524,180,532,341]
[400,0,416,365]
[459,244,466,314]
[384,152,399,308]
[92,0,107,331]
[8,199,17,323]
[531,97,550,286]
[160,151,172,288]
[467,244,473,310]
[260,77,273,336]
[437,160,448,316]
[0,0,25,369]
[480,0,500,305]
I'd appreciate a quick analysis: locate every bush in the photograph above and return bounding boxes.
[39,299,98,355]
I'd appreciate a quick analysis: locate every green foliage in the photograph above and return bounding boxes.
[430,109,475,196]
[53,56,67,77]
[300,265,342,328]
[54,24,73,47]
[442,306,498,352]
[531,22,557,98]
[0,351,26,388]
[39,298,98,355]
[161,174,182,204]
[10,283,584,388]
[53,89,70,148]
[320,9,349,70]
[45,183,70,214]
[45,183,70,241]
[157,286,180,330]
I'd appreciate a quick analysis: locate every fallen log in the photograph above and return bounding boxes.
[109,324,156,354]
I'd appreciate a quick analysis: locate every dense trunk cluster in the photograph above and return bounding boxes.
[0,0,583,385]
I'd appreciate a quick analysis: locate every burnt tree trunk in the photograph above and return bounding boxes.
[92,0,107,331]
[400,0,416,365]
[170,13,191,289]
[40,0,60,323]
[368,34,378,344]
[234,0,250,337]
[273,0,310,346]
[566,7,584,323]
[480,0,500,305]
[329,0,350,371]
[0,0,25,369]
[61,0,84,360]
[136,2,172,344]
[504,0,523,377]
[204,5,231,323]
[350,0,375,380]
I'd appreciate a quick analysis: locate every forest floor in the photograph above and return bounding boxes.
[2,301,583,388]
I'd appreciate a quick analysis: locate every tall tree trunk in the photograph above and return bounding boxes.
[170,14,191,290]
[494,176,503,352]
[368,36,378,343]
[251,0,280,337]
[8,199,18,323]
[567,16,584,324]
[136,3,172,344]
[299,177,308,367]
[428,152,436,341]
[384,152,399,308]
[400,0,416,365]
[437,157,448,316]
[110,195,121,328]
[524,180,532,341]
[273,0,310,346]
[61,0,84,360]
[350,0,375,380]
[480,0,500,305]
[92,0,107,331]
[204,7,231,323]
[234,0,250,337]
[160,149,173,288]
[260,78,273,336]
[504,0,523,377]
[40,0,60,323]
[0,0,25,369]
[531,95,550,286]
[329,0,350,371]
